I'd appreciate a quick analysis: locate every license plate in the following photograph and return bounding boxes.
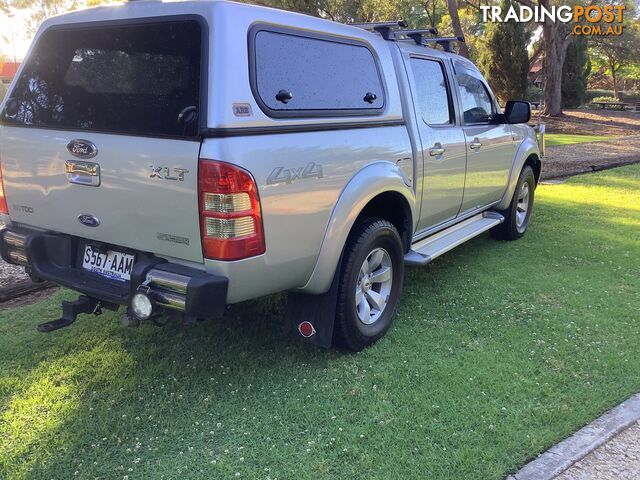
[82,245,135,282]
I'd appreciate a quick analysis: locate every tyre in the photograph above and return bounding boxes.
[334,218,404,351]
[491,165,536,241]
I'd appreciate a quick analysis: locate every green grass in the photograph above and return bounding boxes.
[545,133,614,147]
[1,165,640,479]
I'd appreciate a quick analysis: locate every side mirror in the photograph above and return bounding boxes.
[504,100,531,124]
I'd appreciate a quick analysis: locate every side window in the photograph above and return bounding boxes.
[253,29,384,116]
[456,72,494,124]
[409,58,453,126]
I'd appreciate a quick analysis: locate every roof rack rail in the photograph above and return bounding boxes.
[349,20,409,40]
[421,36,466,53]
[391,28,439,44]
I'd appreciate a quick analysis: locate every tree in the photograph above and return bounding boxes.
[616,62,640,91]
[561,35,590,107]
[398,0,448,29]
[422,0,444,27]
[589,19,639,99]
[512,0,573,116]
[437,7,486,60]
[477,0,529,104]
[446,0,471,58]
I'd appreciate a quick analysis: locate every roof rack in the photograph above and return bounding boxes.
[349,21,465,54]
[348,20,408,40]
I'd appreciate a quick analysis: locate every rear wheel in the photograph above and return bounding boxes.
[334,218,404,351]
[491,165,536,241]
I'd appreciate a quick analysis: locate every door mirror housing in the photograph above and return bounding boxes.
[504,100,531,124]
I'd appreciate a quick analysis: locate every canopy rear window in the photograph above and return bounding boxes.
[1,19,203,138]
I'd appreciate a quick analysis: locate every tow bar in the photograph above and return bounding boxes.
[37,295,118,333]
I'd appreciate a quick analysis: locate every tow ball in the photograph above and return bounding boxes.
[37,295,118,333]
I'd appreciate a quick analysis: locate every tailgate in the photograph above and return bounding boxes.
[0,128,203,262]
[0,17,206,263]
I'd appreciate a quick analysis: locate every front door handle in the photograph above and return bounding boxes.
[469,138,482,150]
[429,143,446,156]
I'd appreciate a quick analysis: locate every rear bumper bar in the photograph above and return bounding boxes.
[0,226,228,319]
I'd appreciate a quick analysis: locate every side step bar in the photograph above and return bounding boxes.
[405,211,504,266]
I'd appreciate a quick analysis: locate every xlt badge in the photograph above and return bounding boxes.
[149,165,189,181]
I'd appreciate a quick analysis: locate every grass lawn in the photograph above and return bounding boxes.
[1,165,639,479]
[545,133,614,147]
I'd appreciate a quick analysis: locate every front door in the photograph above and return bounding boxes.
[453,66,515,211]
[407,56,467,232]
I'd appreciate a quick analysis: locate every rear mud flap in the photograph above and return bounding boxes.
[284,262,341,349]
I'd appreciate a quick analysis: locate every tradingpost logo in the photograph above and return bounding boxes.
[480,4,626,36]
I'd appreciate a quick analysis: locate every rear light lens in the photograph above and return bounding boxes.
[0,159,8,215]
[198,159,265,260]
[204,192,252,213]
[205,217,256,239]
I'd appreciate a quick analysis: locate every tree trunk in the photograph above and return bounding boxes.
[432,0,437,28]
[446,0,470,58]
[541,22,570,116]
[611,63,619,99]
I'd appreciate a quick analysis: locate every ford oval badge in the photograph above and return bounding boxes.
[67,139,98,159]
[78,214,100,227]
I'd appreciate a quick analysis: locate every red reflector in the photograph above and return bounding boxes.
[0,159,8,215]
[298,321,316,338]
[198,159,265,261]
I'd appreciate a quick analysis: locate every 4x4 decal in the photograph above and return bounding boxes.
[266,162,323,186]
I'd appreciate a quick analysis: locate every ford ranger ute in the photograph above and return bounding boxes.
[0,1,544,351]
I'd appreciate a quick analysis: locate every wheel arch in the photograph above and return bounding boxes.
[525,153,542,185]
[299,161,416,295]
[353,190,413,253]
[497,138,542,211]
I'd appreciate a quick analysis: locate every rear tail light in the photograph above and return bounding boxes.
[198,159,265,260]
[0,159,8,215]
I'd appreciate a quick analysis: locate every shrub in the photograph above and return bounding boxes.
[526,85,543,102]
[586,89,614,101]
[591,96,620,103]
[586,90,640,103]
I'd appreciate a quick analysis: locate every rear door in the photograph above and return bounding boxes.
[0,18,206,262]
[407,56,467,232]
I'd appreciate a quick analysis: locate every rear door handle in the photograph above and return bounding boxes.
[429,143,446,156]
[469,139,482,150]
[65,160,101,187]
